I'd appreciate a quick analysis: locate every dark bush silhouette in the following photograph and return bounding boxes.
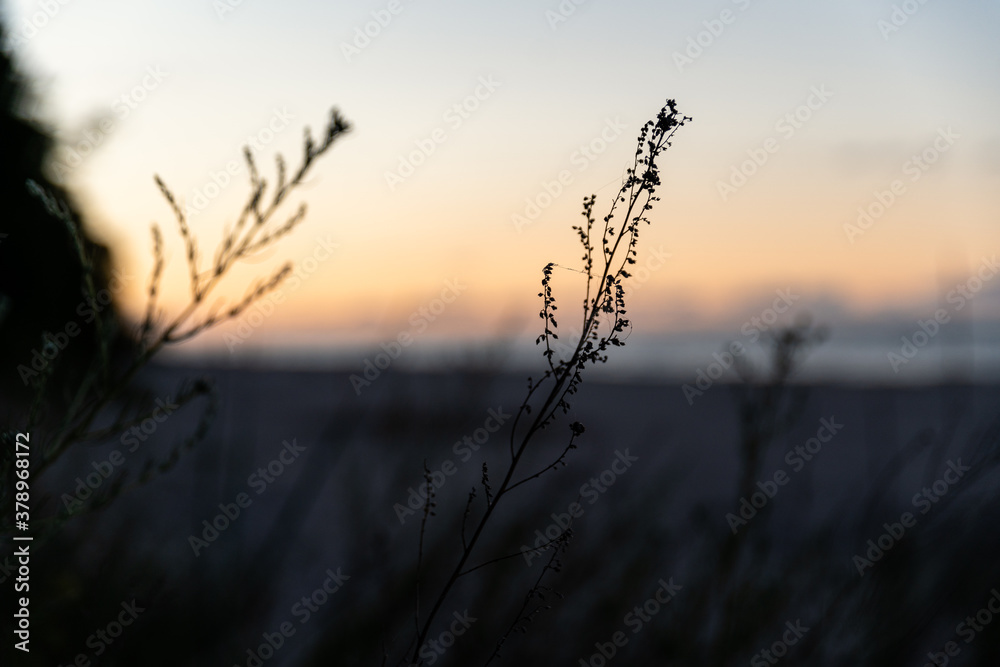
[0,19,126,400]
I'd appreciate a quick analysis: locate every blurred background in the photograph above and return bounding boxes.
[1,1,999,666]
[2,0,998,381]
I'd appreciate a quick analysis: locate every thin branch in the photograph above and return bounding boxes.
[407,100,690,664]
[507,425,581,493]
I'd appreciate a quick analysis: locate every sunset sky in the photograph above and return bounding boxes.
[4,0,998,375]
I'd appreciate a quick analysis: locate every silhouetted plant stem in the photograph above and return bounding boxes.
[7,109,351,544]
[408,100,690,665]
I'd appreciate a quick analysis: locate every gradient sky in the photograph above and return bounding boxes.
[4,0,999,359]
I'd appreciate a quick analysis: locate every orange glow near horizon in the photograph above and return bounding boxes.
[6,0,998,352]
